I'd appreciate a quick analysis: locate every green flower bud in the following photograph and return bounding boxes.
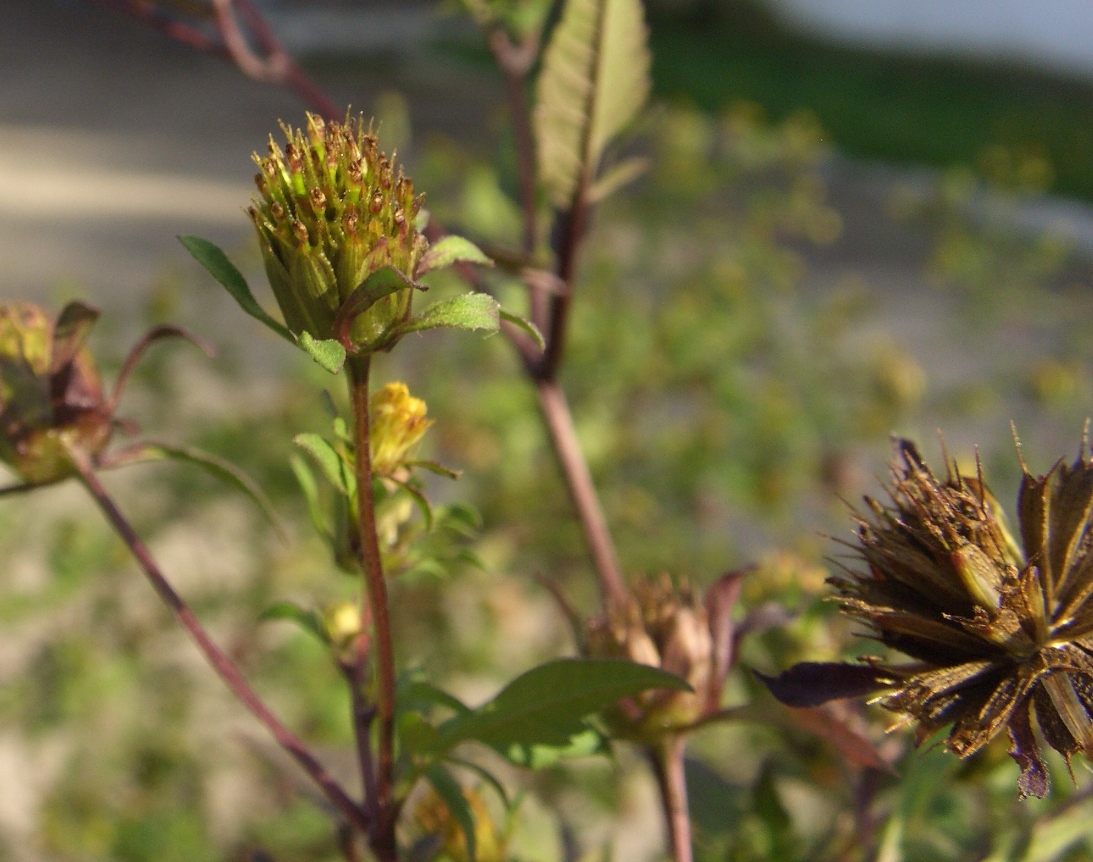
[0,303,111,484]
[250,114,428,352]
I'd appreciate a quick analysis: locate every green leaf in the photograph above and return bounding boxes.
[391,478,435,531]
[435,658,690,755]
[398,679,471,718]
[406,460,462,480]
[533,0,651,209]
[289,454,330,540]
[415,236,495,278]
[178,236,293,341]
[106,442,283,536]
[51,301,101,371]
[587,155,650,204]
[498,726,608,769]
[293,433,350,496]
[499,309,545,350]
[297,332,346,374]
[401,293,500,336]
[424,766,477,862]
[260,601,328,645]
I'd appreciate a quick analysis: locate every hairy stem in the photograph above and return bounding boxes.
[536,379,626,604]
[73,454,370,836]
[654,736,693,862]
[347,355,399,862]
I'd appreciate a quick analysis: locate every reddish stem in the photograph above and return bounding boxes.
[655,736,693,862]
[73,453,370,836]
[535,380,626,604]
[347,355,399,862]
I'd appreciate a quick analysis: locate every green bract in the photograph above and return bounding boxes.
[248,113,427,352]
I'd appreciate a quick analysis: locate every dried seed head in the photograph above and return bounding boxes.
[767,435,1093,798]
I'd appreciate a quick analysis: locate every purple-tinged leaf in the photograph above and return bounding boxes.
[1009,696,1049,799]
[50,301,100,373]
[757,662,895,708]
[704,569,745,712]
[785,705,892,772]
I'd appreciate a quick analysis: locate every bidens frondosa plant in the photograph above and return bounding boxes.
[765,436,1093,798]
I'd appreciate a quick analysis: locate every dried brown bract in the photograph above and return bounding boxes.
[763,435,1093,798]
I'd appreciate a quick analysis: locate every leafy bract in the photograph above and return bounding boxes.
[260,601,327,645]
[416,236,494,278]
[533,0,651,209]
[178,236,292,341]
[402,293,500,336]
[435,658,689,755]
[297,332,346,375]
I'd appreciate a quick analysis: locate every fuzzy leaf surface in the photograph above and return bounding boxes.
[297,332,346,374]
[534,0,650,208]
[402,293,500,335]
[416,236,494,277]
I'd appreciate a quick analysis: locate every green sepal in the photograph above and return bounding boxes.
[178,236,293,342]
[401,293,500,336]
[297,332,346,374]
[415,236,495,278]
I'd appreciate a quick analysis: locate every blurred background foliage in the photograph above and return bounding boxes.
[7,0,1093,860]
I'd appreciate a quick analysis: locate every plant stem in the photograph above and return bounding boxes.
[535,379,626,605]
[347,355,399,862]
[654,736,693,862]
[73,455,370,836]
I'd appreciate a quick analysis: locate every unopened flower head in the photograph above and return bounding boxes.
[586,574,715,739]
[413,785,506,862]
[248,113,426,351]
[370,382,432,476]
[771,437,1093,798]
[0,303,110,484]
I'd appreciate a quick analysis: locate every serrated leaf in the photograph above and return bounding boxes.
[179,236,293,341]
[297,332,346,374]
[260,600,328,644]
[401,293,500,335]
[416,236,495,278]
[587,155,650,204]
[293,433,350,496]
[435,658,689,755]
[424,766,477,862]
[533,0,651,209]
[499,309,545,350]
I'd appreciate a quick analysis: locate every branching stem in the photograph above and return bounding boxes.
[73,453,370,836]
[347,355,399,862]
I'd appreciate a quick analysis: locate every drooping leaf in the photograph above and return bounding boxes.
[533,0,651,209]
[289,454,330,540]
[401,293,500,336]
[179,235,293,341]
[783,705,892,772]
[587,155,650,204]
[435,658,689,755]
[297,332,346,374]
[398,678,471,718]
[406,460,462,480]
[424,766,477,862]
[499,309,545,350]
[391,477,435,531]
[757,662,896,708]
[101,441,283,536]
[260,601,328,645]
[416,236,495,278]
[293,433,352,496]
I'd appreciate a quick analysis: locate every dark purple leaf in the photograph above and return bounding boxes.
[1009,696,1049,799]
[757,662,895,708]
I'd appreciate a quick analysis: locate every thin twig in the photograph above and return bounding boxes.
[343,635,380,824]
[72,451,371,836]
[654,736,693,862]
[347,355,399,862]
[536,379,626,604]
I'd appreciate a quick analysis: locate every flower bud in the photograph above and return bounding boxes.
[323,600,362,650]
[585,574,715,741]
[0,303,110,484]
[370,382,432,476]
[250,114,428,352]
[413,786,506,862]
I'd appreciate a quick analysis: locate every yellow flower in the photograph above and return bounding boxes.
[369,383,432,477]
